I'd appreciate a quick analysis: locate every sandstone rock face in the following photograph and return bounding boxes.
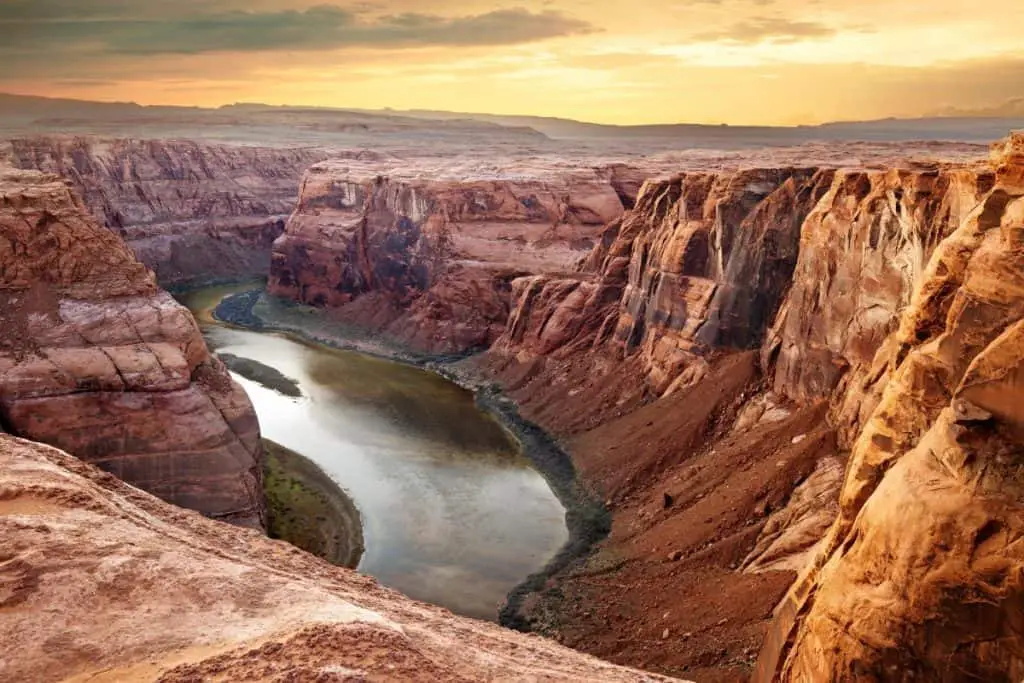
[496,168,836,395]
[268,160,630,353]
[0,167,264,528]
[3,136,324,287]
[479,138,1023,678]
[756,133,1024,682]
[498,163,998,400]
[764,167,994,447]
[607,169,835,395]
[0,434,680,683]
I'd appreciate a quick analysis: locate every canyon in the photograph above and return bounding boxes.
[0,102,1022,683]
[473,138,1023,681]
[258,134,1022,680]
[265,143,988,359]
[1,136,324,287]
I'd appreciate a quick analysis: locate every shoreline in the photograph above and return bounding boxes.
[219,353,303,398]
[263,438,365,570]
[213,287,610,630]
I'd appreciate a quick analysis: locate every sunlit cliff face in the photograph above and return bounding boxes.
[1,0,1022,124]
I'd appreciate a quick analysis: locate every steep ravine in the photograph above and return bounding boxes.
[3,132,1022,682]
[0,162,676,682]
[207,135,1024,680]
[208,285,607,625]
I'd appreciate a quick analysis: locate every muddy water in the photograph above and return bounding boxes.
[178,284,567,620]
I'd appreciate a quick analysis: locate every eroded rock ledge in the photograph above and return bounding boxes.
[0,167,265,528]
[0,434,678,683]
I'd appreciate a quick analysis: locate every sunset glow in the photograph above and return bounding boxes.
[2,0,1022,124]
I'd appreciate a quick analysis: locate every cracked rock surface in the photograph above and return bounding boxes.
[0,166,265,528]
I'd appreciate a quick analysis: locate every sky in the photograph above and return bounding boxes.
[1,0,1022,125]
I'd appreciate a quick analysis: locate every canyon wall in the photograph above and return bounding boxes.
[495,163,991,402]
[0,434,677,683]
[0,167,265,528]
[268,160,631,353]
[495,168,839,396]
[473,137,1021,680]
[756,133,1024,682]
[3,136,324,287]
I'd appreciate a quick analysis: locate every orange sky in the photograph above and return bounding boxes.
[1,0,1022,125]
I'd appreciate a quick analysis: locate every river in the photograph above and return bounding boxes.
[178,284,568,621]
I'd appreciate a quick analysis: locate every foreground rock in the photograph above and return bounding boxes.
[0,434,678,682]
[3,136,324,287]
[0,167,265,528]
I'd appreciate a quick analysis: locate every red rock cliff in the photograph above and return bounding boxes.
[754,133,1024,681]
[3,136,324,287]
[496,168,837,395]
[0,434,681,682]
[268,160,630,353]
[478,139,1020,679]
[0,167,265,528]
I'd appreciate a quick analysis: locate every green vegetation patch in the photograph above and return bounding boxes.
[263,439,364,568]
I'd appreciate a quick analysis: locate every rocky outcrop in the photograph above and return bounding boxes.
[764,166,994,450]
[756,133,1024,682]
[476,138,1022,678]
[3,136,324,287]
[268,160,631,353]
[0,167,264,528]
[740,455,845,574]
[0,434,679,682]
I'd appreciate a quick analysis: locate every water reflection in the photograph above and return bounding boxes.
[179,286,567,620]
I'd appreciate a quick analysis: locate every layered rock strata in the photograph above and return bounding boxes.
[496,168,839,395]
[474,138,1020,679]
[0,167,264,528]
[756,132,1024,681]
[268,160,633,353]
[3,136,324,287]
[0,434,678,683]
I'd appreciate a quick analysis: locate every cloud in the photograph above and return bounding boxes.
[52,79,119,88]
[0,4,595,55]
[692,16,837,43]
[932,97,1024,118]
[0,0,211,20]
